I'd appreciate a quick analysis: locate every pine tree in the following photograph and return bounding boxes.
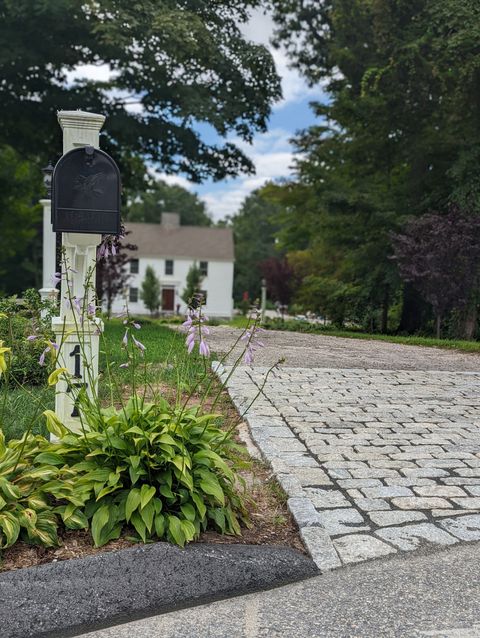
[140,266,161,316]
[181,263,204,308]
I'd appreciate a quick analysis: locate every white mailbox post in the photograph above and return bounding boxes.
[51,110,105,431]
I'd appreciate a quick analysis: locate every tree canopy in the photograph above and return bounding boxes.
[0,0,282,294]
[125,178,211,226]
[230,188,281,301]
[0,0,281,186]
[267,0,480,335]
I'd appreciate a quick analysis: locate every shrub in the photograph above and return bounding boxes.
[0,398,249,549]
[54,397,248,547]
[0,315,49,385]
[0,431,60,548]
[0,289,56,386]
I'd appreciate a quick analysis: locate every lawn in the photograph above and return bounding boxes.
[1,320,209,441]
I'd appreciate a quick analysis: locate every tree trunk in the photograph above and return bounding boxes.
[397,284,426,334]
[381,285,390,334]
[436,314,441,339]
[463,305,478,340]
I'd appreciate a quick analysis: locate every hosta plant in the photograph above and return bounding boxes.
[44,397,249,547]
[0,429,63,548]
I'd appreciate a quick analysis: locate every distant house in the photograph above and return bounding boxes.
[111,213,234,317]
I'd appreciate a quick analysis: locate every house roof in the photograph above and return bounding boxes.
[123,222,234,261]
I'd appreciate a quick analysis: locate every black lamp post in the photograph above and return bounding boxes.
[41,161,54,199]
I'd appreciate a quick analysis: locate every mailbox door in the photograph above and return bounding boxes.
[52,147,121,235]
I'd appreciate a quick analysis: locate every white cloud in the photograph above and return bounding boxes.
[64,63,114,84]
[242,8,325,108]
[197,128,296,220]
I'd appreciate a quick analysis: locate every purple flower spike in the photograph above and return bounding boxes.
[199,340,210,357]
[72,297,83,314]
[187,338,195,354]
[119,362,129,368]
[122,330,129,347]
[27,335,37,341]
[87,302,96,316]
[133,322,141,330]
[39,347,49,366]
[51,273,61,286]
[132,335,146,355]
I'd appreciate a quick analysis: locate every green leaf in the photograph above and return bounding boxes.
[23,466,58,481]
[168,515,186,547]
[64,509,88,530]
[159,484,174,499]
[191,492,207,519]
[140,484,156,509]
[27,513,58,547]
[199,477,225,505]
[140,499,155,532]
[18,508,37,529]
[0,430,6,457]
[180,502,196,522]
[91,504,111,547]
[154,513,165,537]
[130,511,147,542]
[125,488,141,522]
[0,495,6,510]
[0,477,21,500]
[210,507,226,532]
[43,410,68,439]
[108,435,128,451]
[180,519,196,542]
[0,513,20,547]
[33,452,65,466]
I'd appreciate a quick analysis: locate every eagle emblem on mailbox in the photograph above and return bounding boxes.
[51,146,121,235]
[73,173,105,199]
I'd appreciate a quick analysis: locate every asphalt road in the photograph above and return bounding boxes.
[205,326,480,371]
[78,541,480,638]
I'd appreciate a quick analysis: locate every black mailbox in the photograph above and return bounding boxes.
[52,145,121,234]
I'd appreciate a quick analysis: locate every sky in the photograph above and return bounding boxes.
[172,8,326,221]
[68,8,326,222]
[191,10,325,220]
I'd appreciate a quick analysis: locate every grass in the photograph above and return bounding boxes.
[222,316,480,353]
[1,387,52,441]
[2,319,211,441]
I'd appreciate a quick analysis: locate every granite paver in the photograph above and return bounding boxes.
[216,355,480,569]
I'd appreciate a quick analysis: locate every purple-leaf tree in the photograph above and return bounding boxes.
[260,256,294,318]
[392,206,480,338]
[96,229,137,317]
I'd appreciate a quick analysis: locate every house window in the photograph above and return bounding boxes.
[199,290,207,305]
[199,261,208,276]
[130,259,139,274]
[165,259,174,275]
[129,287,138,303]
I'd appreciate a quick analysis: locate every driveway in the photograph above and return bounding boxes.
[209,328,480,569]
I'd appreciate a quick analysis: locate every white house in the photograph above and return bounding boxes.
[110,213,234,317]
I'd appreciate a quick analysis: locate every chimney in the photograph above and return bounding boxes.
[161,213,180,229]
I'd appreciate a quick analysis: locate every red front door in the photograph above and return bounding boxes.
[162,288,175,311]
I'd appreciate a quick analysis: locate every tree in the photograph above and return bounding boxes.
[392,207,480,338]
[0,1,281,188]
[0,146,42,294]
[260,256,294,312]
[231,188,281,301]
[182,263,204,307]
[125,179,211,226]
[140,266,161,316]
[96,231,137,317]
[269,0,480,334]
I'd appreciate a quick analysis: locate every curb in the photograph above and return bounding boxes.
[1,542,318,638]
